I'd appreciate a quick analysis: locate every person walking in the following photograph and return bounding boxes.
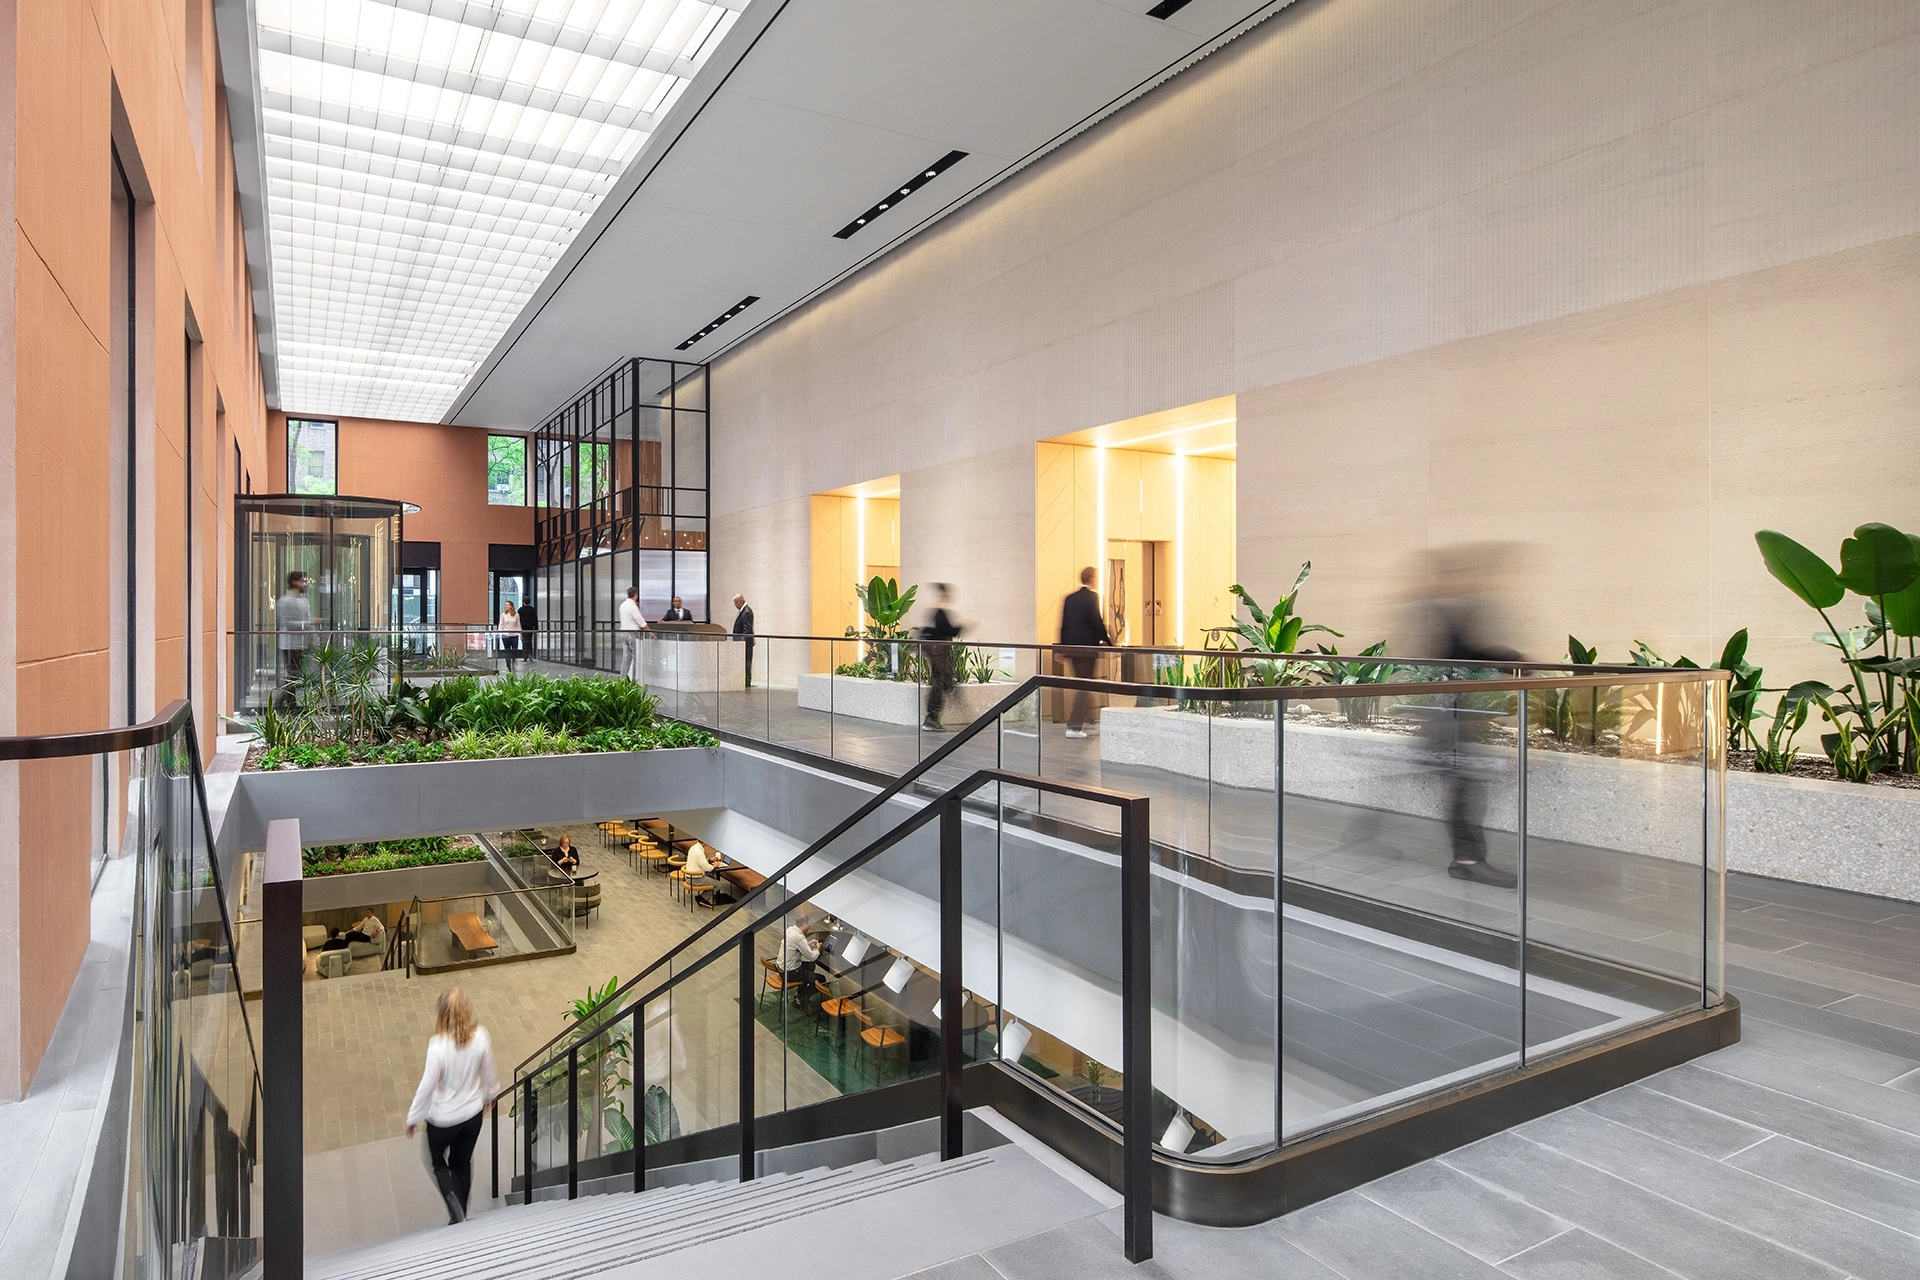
[517,596,539,665]
[617,586,647,682]
[275,570,314,709]
[1057,567,1110,739]
[498,601,521,671]
[406,988,497,1225]
[920,584,965,732]
[732,593,756,688]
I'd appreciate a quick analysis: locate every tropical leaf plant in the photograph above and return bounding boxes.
[1756,523,1920,778]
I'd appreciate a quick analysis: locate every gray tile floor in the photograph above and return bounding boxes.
[910,871,1920,1279]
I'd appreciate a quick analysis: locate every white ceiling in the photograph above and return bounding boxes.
[257,0,752,421]
[445,0,1289,430]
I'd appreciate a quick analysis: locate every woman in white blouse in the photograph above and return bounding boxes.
[406,988,497,1224]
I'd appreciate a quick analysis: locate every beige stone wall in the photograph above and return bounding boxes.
[710,0,1920,695]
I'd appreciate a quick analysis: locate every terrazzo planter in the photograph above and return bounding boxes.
[796,673,1020,726]
[1100,705,1920,899]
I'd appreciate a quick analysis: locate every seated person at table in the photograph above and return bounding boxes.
[780,920,822,1008]
[345,909,385,945]
[319,927,350,952]
[549,835,579,872]
[685,841,715,877]
[188,937,220,964]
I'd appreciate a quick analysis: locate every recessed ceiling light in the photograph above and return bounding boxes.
[834,149,969,239]
[676,295,761,351]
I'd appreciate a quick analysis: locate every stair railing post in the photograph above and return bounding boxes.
[567,1045,579,1200]
[523,1076,536,1206]
[490,1092,499,1202]
[261,819,304,1280]
[632,1006,647,1194]
[939,795,964,1161]
[739,930,756,1182]
[1119,794,1153,1264]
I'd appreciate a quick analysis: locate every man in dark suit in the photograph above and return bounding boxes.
[732,593,755,688]
[517,597,538,664]
[1057,566,1110,738]
[661,595,693,622]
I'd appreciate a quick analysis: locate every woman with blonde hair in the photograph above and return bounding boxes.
[406,988,497,1224]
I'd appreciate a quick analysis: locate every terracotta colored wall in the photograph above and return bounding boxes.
[267,413,535,625]
[0,0,272,1097]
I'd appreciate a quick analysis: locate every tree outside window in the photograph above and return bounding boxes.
[287,419,337,494]
[487,434,526,505]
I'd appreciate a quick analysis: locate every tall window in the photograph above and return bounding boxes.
[487,434,526,505]
[287,418,337,493]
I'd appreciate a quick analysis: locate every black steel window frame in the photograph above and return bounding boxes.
[530,357,710,667]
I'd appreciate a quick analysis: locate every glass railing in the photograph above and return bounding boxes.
[507,658,1727,1191]
[0,702,265,1280]
[400,880,576,974]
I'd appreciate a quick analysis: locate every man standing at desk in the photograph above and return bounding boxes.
[732,593,755,688]
[661,595,692,622]
[617,586,648,682]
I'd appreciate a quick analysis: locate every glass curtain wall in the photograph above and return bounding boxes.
[532,358,708,667]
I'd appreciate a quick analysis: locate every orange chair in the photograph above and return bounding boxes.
[852,1005,907,1083]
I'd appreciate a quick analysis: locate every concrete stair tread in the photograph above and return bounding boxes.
[311,1158,977,1280]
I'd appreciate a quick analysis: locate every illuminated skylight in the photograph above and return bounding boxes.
[257,0,747,422]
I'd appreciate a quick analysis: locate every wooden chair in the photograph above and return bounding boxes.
[852,1005,907,1083]
[666,866,692,903]
[683,875,714,910]
[815,979,858,1039]
[757,956,794,1010]
[634,841,669,876]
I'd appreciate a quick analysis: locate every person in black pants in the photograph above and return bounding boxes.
[517,598,538,665]
[921,584,965,731]
[732,593,755,688]
[406,989,497,1225]
[1057,567,1111,738]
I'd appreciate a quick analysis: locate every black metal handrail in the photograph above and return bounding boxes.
[496,766,1156,1262]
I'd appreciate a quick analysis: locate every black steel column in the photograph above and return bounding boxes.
[261,819,304,1279]
[523,1077,536,1205]
[739,932,756,1182]
[490,1098,499,1201]
[566,1046,579,1200]
[1119,795,1153,1264]
[939,798,964,1161]
[1273,697,1286,1146]
[632,1006,647,1193]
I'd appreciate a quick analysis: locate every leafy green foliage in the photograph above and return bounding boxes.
[854,576,918,634]
[301,836,482,877]
[1756,522,1920,778]
[1228,563,1341,658]
[447,672,659,735]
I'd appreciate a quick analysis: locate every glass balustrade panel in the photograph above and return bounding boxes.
[1279,680,1522,1140]
[1522,677,1710,1060]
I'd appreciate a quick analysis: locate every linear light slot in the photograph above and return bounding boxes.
[833,149,968,239]
[1146,0,1196,18]
[675,294,761,351]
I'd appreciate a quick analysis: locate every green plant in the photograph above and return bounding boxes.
[562,978,635,1154]
[1717,629,1766,755]
[300,836,482,877]
[854,576,918,635]
[1754,683,1821,772]
[1083,1058,1106,1104]
[1756,523,1920,778]
[1318,640,1397,725]
[1228,563,1341,660]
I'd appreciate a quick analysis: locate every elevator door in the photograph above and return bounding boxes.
[1105,540,1168,648]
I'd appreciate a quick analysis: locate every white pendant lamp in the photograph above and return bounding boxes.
[840,934,870,967]
[999,1021,1033,1064]
[1160,1112,1195,1153]
[882,955,914,993]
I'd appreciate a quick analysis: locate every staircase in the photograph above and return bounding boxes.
[307,1145,1101,1280]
